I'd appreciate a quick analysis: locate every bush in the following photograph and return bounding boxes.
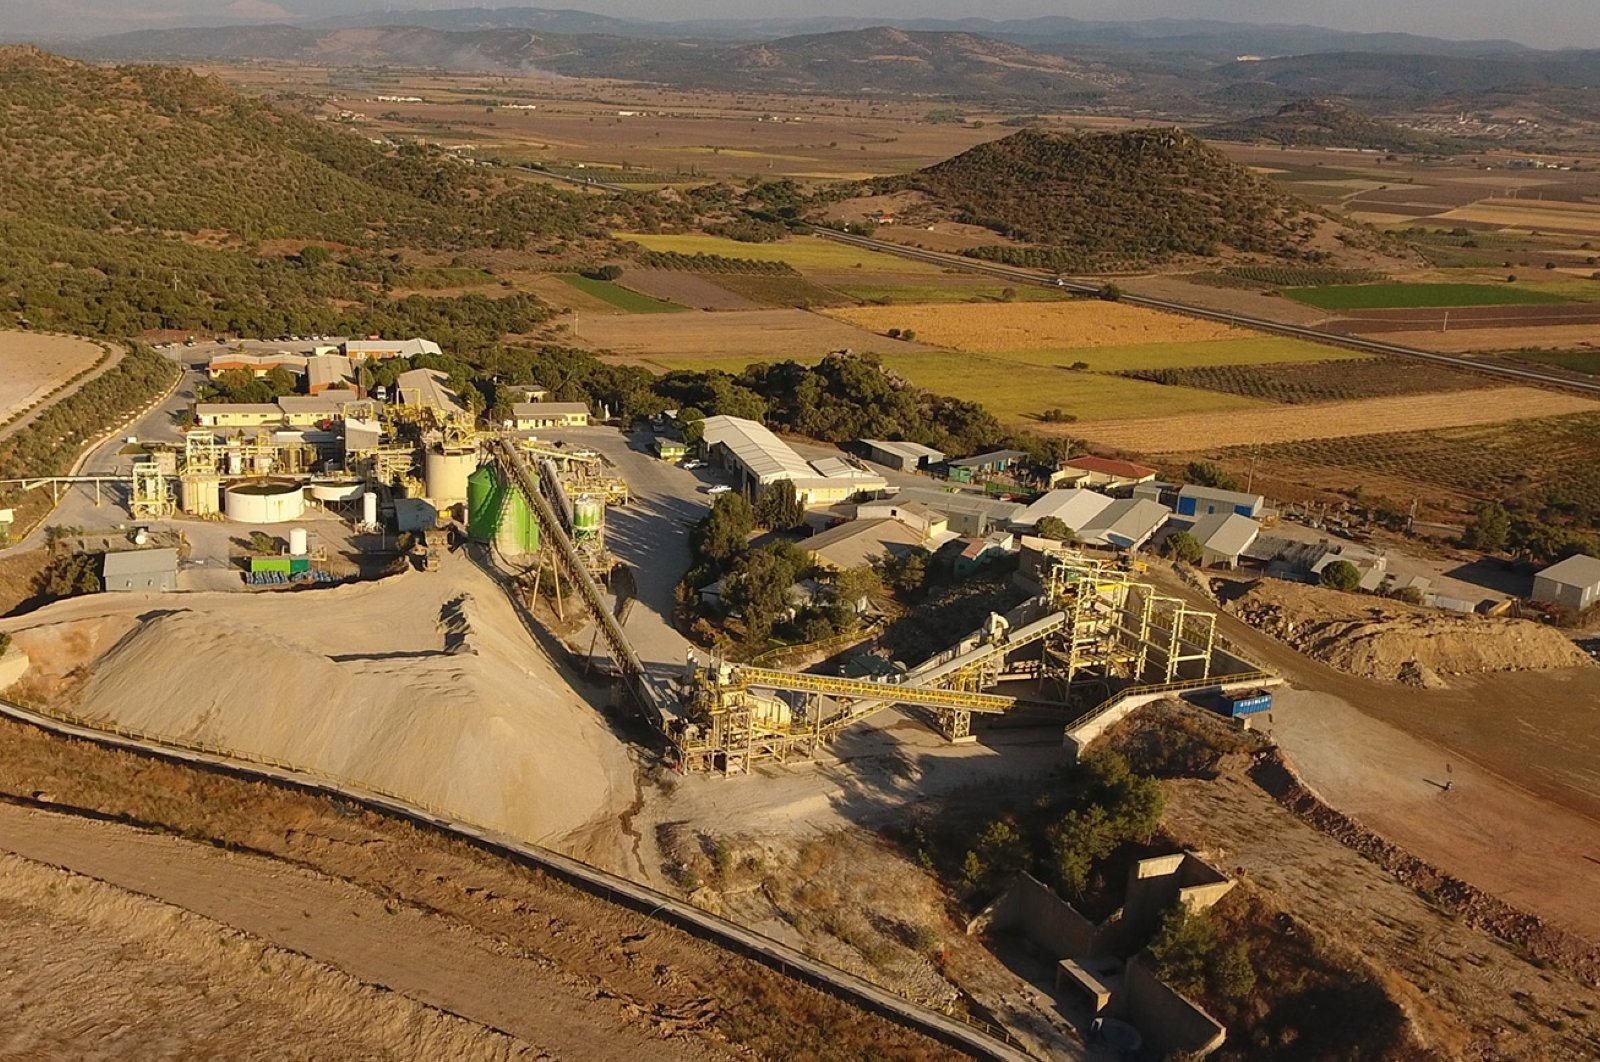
[1319,559,1362,592]
[1034,516,1074,543]
[584,263,625,281]
[1164,530,1204,565]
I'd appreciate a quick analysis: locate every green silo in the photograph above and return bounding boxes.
[466,464,503,543]
[501,484,540,555]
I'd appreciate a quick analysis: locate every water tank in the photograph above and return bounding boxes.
[309,479,365,503]
[424,448,477,507]
[288,527,308,556]
[180,475,221,516]
[225,450,243,476]
[224,479,306,524]
[361,490,378,528]
[466,464,504,543]
[572,495,603,538]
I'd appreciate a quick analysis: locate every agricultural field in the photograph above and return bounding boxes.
[1504,349,1600,375]
[614,269,762,311]
[704,274,856,309]
[1063,386,1600,453]
[994,337,1362,373]
[616,233,946,274]
[823,301,1251,352]
[575,308,930,365]
[827,279,1076,305]
[872,351,1269,423]
[1227,412,1600,515]
[1283,283,1572,311]
[555,274,686,314]
[1123,358,1488,404]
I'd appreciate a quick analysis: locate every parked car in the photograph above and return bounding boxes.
[705,484,733,495]
[682,459,705,470]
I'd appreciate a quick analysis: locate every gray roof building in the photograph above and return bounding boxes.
[1188,513,1261,569]
[1079,499,1170,551]
[1532,553,1600,611]
[102,548,179,593]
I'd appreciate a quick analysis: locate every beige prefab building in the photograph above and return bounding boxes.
[194,403,282,429]
[512,401,591,429]
[1532,554,1600,611]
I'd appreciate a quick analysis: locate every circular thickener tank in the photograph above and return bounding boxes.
[497,486,539,557]
[309,479,365,503]
[572,495,603,537]
[425,448,477,508]
[288,527,308,556]
[466,465,504,543]
[224,479,307,524]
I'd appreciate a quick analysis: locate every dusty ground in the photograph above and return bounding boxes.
[574,307,934,363]
[1159,766,1600,1060]
[1062,385,1598,451]
[617,269,764,311]
[1373,323,1600,352]
[3,554,634,847]
[0,719,958,1060]
[0,331,105,425]
[1222,577,1591,686]
[0,837,539,1060]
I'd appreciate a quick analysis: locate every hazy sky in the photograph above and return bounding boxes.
[5,0,1599,49]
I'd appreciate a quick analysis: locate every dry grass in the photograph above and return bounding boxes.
[0,332,106,423]
[1062,385,1600,452]
[824,301,1249,352]
[1436,199,1600,234]
[1374,324,1600,353]
[576,308,933,361]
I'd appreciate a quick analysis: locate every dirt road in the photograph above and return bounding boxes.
[1147,566,1600,945]
[0,800,704,1060]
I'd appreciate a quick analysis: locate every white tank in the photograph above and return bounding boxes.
[226,450,243,476]
[309,479,364,503]
[288,527,308,556]
[224,480,306,524]
[361,490,378,528]
[424,448,476,507]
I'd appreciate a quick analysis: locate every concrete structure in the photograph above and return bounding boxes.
[512,401,591,429]
[804,518,928,570]
[396,368,467,418]
[945,449,1027,484]
[1013,488,1115,533]
[1078,499,1170,550]
[1188,513,1261,569]
[224,480,307,524]
[393,497,439,534]
[342,338,442,360]
[1062,455,1158,491]
[860,438,945,473]
[1532,553,1600,611]
[1176,484,1265,519]
[887,487,1025,537]
[101,548,179,593]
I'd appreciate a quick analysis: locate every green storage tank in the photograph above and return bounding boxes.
[466,464,503,543]
[500,484,540,556]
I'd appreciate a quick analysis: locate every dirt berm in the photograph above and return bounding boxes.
[1224,579,1591,686]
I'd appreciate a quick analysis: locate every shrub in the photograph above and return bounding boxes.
[1164,530,1204,565]
[1319,559,1362,592]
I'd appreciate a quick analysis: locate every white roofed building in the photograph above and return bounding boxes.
[1013,488,1115,534]
[1532,554,1600,611]
[1188,512,1261,569]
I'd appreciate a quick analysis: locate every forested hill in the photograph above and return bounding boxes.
[1201,98,1470,153]
[0,48,617,339]
[0,46,593,250]
[876,128,1351,272]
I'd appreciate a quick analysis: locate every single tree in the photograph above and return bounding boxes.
[1034,516,1075,543]
[1319,559,1363,592]
[1164,530,1204,565]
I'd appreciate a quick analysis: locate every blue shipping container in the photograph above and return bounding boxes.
[1220,691,1273,718]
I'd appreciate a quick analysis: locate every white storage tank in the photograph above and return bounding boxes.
[361,490,378,528]
[288,527,308,556]
[424,448,477,507]
[224,480,306,524]
[309,479,365,503]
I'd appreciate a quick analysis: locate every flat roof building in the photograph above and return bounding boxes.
[102,548,178,593]
[1532,553,1600,611]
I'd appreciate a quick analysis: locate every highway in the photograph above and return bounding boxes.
[809,228,1600,398]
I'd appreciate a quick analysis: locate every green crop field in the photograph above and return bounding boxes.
[1507,349,1600,375]
[1283,282,1572,310]
[556,274,687,313]
[874,351,1268,423]
[614,232,944,274]
[985,337,1366,372]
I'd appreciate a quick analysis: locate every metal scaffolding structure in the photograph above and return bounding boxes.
[128,460,174,520]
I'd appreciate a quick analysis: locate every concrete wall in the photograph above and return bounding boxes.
[968,873,1132,962]
[1120,957,1226,1058]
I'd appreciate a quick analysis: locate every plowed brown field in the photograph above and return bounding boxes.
[1061,385,1599,452]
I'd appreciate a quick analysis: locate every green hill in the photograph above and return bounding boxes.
[874,128,1339,272]
[0,48,601,339]
[1201,98,1471,153]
